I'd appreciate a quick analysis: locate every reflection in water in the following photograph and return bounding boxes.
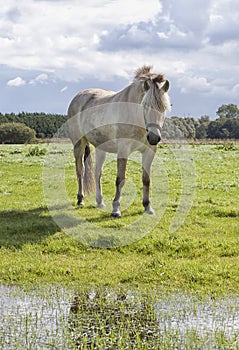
[1,285,239,349]
[69,289,160,348]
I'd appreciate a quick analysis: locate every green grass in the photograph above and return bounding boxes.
[0,142,239,296]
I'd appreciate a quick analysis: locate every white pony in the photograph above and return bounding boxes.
[67,65,171,217]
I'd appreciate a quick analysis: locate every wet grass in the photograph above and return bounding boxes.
[1,285,239,349]
[0,143,239,296]
[68,287,239,349]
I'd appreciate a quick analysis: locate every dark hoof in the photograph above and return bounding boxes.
[77,201,84,207]
[111,212,121,218]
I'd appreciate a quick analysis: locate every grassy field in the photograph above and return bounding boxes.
[0,141,239,296]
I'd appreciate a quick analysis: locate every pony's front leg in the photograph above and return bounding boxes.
[111,157,127,218]
[142,147,156,215]
[95,148,106,208]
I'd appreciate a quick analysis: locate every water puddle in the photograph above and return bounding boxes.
[1,285,239,349]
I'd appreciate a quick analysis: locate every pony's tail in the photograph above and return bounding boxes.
[83,143,95,195]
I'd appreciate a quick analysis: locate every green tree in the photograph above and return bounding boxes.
[0,112,67,139]
[0,123,36,144]
[207,120,230,139]
[216,104,239,119]
[196,123,208,139]
[198,115,210,124]
[162,116,198,139]
[224,118,239,138]
[195,115,210,139]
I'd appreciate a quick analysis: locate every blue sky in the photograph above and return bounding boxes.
[1,0,239,118]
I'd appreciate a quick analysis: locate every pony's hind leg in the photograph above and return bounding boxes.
[95,148,106,208]
[74,139,86,206]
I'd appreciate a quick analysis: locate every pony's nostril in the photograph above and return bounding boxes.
[147,132,161,145]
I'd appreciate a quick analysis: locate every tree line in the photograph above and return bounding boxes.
[162,104,239,139]
[0,112,67,139]
[0,104,239,142]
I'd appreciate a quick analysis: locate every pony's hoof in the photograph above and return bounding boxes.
[145,208,155,215]
[111,211,121,218]
[77,201,84,207]
[96,202,106,209]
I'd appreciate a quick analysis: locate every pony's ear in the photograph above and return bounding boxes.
[163,80,170,92]
[143,78,152,91]
[152,74,165,84]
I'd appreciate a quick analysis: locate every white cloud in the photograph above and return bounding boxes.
[1,0,239,116]
[35,73,48,83]
[208,0,239,43]
[7,76,26,87]
[60,86,68,92]
[0,0,161,70]
[179,76,211,94]
[29,73,49,85]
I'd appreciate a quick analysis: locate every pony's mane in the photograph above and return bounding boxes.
[134,65,165,83]
[133,65,170,112]
[134,65,153,79]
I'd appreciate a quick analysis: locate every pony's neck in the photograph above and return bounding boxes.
[114,81,144,103]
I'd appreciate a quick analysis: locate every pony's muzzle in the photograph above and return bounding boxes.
[146,123,162,145]
[146,128,161,145]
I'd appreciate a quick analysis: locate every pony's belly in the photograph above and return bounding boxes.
[96,142,119,153]
[86,127,118,153]
[86,124,147,153]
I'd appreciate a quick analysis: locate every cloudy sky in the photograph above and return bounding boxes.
[1,0,239,118]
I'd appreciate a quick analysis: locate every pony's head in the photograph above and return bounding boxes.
[134,65,171,145]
